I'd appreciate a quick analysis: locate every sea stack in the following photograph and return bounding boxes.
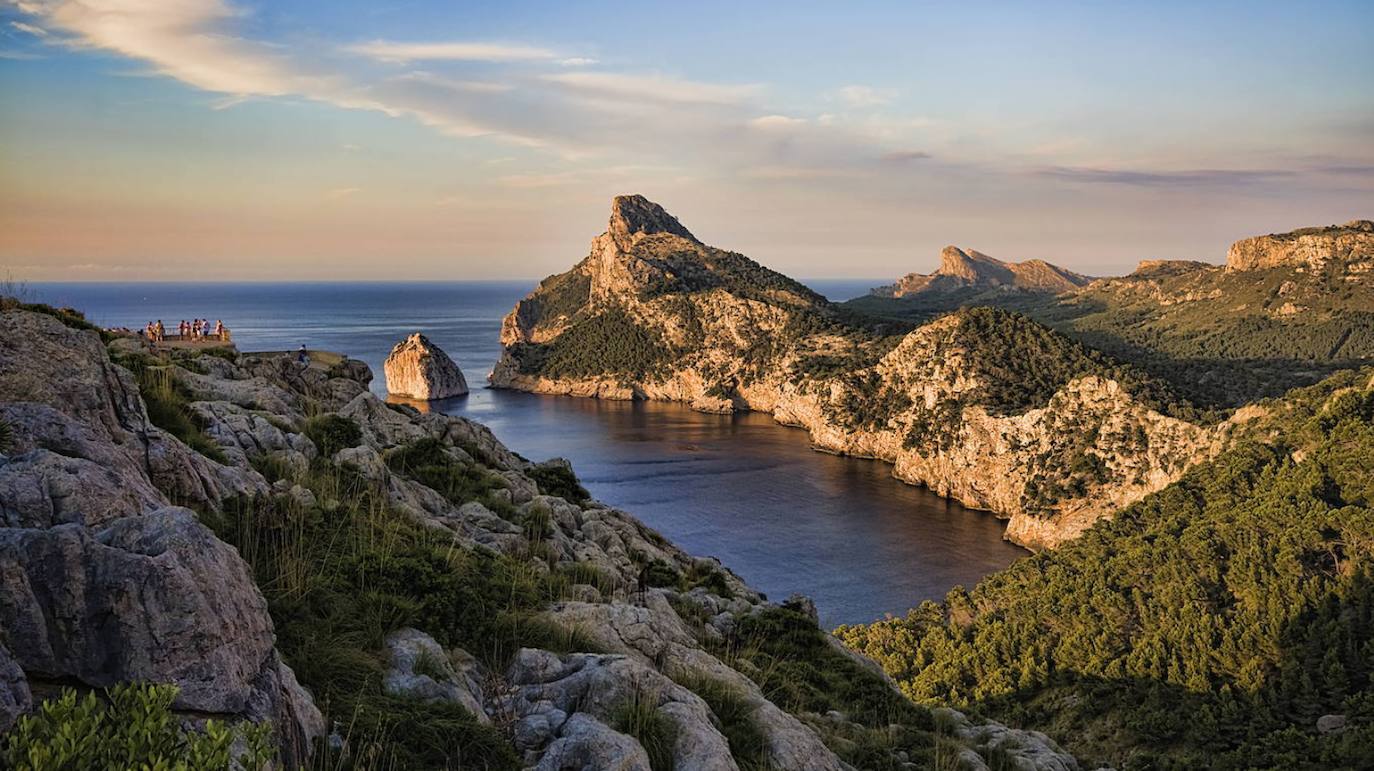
[384,333,469,400]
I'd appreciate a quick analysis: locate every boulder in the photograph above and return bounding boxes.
[384,333,468,400]
[381,628,489,723]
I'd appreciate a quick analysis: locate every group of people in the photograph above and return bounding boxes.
[141,318,226,343]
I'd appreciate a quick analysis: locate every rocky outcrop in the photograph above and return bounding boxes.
[492,196,1225,550]
[384,333,469,400]
[1226,219,1374,272]
[872,246,1090,297]
[0,310,323,764]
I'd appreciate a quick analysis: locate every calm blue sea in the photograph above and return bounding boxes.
[26,279,1026,626]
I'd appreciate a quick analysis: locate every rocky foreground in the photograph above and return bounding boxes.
[0,305,1080,769]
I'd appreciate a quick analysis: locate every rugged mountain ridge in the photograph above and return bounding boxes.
[871,246,1090,298]
[0,303,1078,769]
[493,195,1233,550]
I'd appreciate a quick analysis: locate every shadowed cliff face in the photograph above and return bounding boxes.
[492,195,1228,550]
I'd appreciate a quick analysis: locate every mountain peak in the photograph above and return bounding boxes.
[939,246,1015,284]
[607,195,696,247]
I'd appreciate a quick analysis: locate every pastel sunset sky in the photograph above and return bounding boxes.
[2,0,1372,280]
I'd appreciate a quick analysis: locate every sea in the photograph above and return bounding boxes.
[26,280,1027,627]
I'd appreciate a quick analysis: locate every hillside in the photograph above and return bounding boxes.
[494,195,1230,550]
[845,220,1374,408]
[0,303,1078,769]
[837,367,1374,769]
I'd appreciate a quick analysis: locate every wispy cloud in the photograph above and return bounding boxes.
[836,85,894,108]
[1036,165,1296,187]
[325,186,361,199]
[347,40,557,63]
[880,150,932,163]
[749,114,807,129]
[558,57,598,67]
[542,71,760,105]
[9,20,48,37]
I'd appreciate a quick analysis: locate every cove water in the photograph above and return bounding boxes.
[27,280,1026,627]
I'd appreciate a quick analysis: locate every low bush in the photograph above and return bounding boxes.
[1,683,273,770]
[386,437,508,510]
[302,414,362,456]
[528,462,591,503]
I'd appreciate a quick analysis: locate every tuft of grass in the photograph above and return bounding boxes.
[609,684,677,771]
[413,647,450,683]
[117,356,226,463]
[676,674,770,769]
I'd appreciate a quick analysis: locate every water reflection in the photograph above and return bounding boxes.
[448,390,1028,627]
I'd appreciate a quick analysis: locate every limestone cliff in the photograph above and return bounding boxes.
[384,332,469,400]
[1226,219,1374,272]
[871,246,1090,297]
[493,196,1229,550]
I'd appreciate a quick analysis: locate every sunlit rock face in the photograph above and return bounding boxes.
[1226,219,1374,272]
[384,333,469,400]
[871,245,1091,298]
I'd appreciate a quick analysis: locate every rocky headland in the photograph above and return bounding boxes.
[492,195,1252,550]
[0,303,1079,769]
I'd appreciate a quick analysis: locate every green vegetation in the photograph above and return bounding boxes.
[513,306,673,381]
[386,436,512,515]
[113,352,227,463]
[837,370,1374,769]
[532,268,592,321]
[302,414,362,456]
[633,556,736,599]
[608,686,678,771]
[844,262,1374,409]
[527,462,591,503]
[714,606,944,770]
[1,683,272,770]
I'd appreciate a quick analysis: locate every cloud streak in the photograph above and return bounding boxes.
[1036,165,1296,187]
[347,40,558,63]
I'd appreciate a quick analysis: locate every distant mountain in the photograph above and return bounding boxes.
[870,246,1091,298]
[846,219,1374,408]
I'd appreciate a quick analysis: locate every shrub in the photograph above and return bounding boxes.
[386,437,508,508]
[302,414,362,457]
[528,462,591,503]
[0,683,273,770]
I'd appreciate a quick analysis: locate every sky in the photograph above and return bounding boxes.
[1,0,1372,281]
